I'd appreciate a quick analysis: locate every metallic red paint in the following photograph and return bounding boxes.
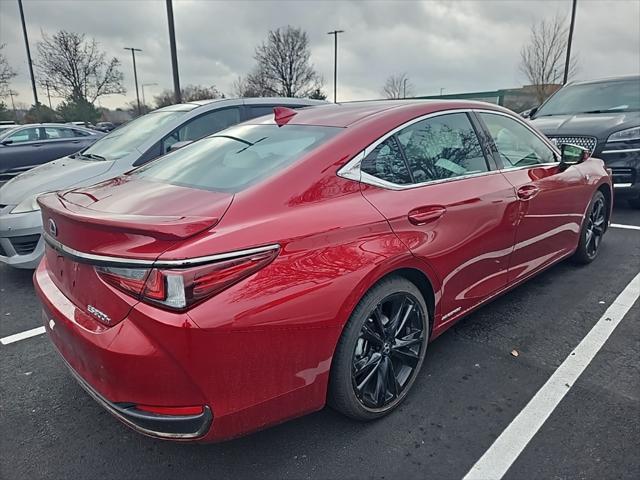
[34,101,612,442]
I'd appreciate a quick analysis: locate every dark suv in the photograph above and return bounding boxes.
[527,75,640,208]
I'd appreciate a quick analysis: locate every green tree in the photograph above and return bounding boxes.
[24,104,62,123]
[56,96,100,123]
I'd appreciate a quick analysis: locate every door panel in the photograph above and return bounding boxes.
[477,112,590,284]
[362,174,519,319]
[500,164,588,282]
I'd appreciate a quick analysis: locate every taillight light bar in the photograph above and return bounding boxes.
[96,246,279,310]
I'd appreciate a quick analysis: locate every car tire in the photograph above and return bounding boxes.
[572,190,607,264]
[628,196,640,209]
[328,276,429,421]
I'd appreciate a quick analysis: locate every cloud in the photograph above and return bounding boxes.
[0,0,638,109]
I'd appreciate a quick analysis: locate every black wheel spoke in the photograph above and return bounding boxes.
[361,323,384,346]
[355,354,382,392]
[390,347,419,368]
[395,330,422,348]
[374,358,389,407]
[371,305,386,337]
[386,358,401,398]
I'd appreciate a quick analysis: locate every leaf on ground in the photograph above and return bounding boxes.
[511,349,519,357]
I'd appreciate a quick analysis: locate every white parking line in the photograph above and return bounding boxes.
[611,223,640,231]
[463,271,640,480]
[0,326,46,345]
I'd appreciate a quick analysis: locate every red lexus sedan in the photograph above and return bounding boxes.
[34,101,612,442]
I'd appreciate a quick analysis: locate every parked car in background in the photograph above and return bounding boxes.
[33,100,611,442]
[94,121,116,132]
[526,75,640,208]
[0,97,326,268]
[67,121,96,129]
[0,123,103,182]
[0,121,17,134]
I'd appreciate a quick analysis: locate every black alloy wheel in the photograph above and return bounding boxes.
[328,276,429,420]
[584,195,606,259]
[573,190,608,264]
[352,293,426,410]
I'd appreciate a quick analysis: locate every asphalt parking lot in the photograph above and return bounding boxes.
[0,204,638,480]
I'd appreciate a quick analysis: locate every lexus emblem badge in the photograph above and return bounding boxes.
[48,218,58,237]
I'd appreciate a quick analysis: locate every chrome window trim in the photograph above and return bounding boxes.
[602,147,640,154]
[43,232,280,268]
[613,183,633,188]
[337,107,561,190]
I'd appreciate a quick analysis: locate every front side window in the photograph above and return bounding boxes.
[397,113,488,183]
[136,124,340,192]
[7,127,42,144]
[361,137,412,185]
[162,107,241,153]
[480,113,556,168]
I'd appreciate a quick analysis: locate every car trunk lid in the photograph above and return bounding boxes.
[38,176,234,325]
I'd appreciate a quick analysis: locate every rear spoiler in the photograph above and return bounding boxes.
[38,192,219,241]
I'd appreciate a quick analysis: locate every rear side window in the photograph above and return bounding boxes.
[162,107,241,153]
[361,137,412,185]
[45,127,75,139]
[136,124,341,192]
[247,105,277,119]
[72,129,92,137]
[398,113,488,183]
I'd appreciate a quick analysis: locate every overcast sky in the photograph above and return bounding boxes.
[1,0,639,109]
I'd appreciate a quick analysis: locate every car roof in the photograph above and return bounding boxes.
[568,75,640,86]
[245,99,505,128]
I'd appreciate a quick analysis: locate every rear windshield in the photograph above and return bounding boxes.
[133,124,341,192]
[535,78,640,117]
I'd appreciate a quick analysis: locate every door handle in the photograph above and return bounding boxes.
[408,206,446,225]
[517,185,540,200]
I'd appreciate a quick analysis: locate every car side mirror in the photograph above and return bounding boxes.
[168,140,192,152]
[559,143,589,169]
[520,106,538,119]
[1,139,13,145]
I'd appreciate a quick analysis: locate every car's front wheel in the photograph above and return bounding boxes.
[328,276,429,420]
[573,190,607,264]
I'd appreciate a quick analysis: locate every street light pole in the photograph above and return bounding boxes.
[563,0,577,85]
[141,82,158,108]
[45,81,52,109]
[124,47,142,115]
[327,30,344,103]
[440,88,445,96]
[17,0,39,112]
[166,0,182,103]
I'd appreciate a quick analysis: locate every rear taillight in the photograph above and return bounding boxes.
[96,247,279,310]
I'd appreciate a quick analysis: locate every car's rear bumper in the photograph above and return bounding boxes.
[60,352,212,439]
[34,259,213,440]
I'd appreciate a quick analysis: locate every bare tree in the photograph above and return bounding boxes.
[382,73,413,99]
[249,26,322,97]
[154,84,223,108]
[0,44,17,98]
[37,30,125,103]
[520,15,578,103]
